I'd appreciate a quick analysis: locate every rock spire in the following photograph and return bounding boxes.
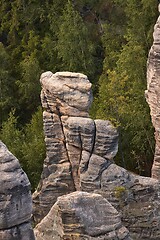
[33,71,118,223]
[145,5,160,179]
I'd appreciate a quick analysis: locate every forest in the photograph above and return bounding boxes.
[0,0,158,190]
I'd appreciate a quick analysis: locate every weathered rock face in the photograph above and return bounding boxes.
[145,6,160,180]
[34,191,131,240]
[34,71,160,239]
[33,71,119,224]
[0,141,35,240]
[96,165,160,240]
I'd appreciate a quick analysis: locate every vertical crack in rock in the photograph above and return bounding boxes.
[85,120,113,189]
[76,131,83,190]
[99,159,113,189]
[90,120,96,158]
[64,117,90,191]
[79,121,96,181]
[33,71,92,224]
[80,119,119,193]
[34,70,160,239]
[56,106,77,191]
[89,120,97,163]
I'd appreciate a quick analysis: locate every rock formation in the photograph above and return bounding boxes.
[32,71,93,223]
[145,4,160,180]
[33,71,119,223]
[0,141,35,240]
[33,71,160,239]
[34,191,131,240]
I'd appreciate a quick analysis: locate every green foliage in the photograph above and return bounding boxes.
[21,107,45,191]
[0,42,16,125]
[16,54,41,122]
[56,0,96,79]
[0,109,23,159]
[40,35,59,72]
[0,0,158,187]
[95,0,156,175]
[114,186,126,199]
[0,107,45,191]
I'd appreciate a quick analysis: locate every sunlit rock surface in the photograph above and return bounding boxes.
[146,5,160,180]
[33,72,118,223]
[0,141,35,240]
[33,71,160,239]
[34,191,131,240]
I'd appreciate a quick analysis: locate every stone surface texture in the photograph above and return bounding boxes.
[34,191,131,240]
[33,71,119,223]
[0,141,35,240]
[145,5,160,180]
[33,71,160,239]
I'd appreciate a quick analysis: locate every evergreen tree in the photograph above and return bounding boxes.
[56,0,96,79]
[0,42,16,125]
[16,53,41,123]
[95,0,157,175]
[0,0,158,182]
[0,109,23,160]
[0,107,45,190]
[21,107,45,190]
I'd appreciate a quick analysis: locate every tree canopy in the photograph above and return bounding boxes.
[0,0,158,188]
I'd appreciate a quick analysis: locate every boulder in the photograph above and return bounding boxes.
[34,191,131,240]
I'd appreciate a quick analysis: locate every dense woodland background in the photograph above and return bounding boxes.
[0,0,158,190]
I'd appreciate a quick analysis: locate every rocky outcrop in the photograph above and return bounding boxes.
[33,71,160,239]
[0,141,35,240]
[33,72,119,224]
[145,5,160,180]
[96,165,160,240]
[34,191,131,240]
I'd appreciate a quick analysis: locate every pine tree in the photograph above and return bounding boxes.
[95,0,157,175]
[56,0,96,79]
[0,42,16,125]
[0,107,45,190]
[0,109,23,161]
[16,53,41,123]
[21,107,45,190]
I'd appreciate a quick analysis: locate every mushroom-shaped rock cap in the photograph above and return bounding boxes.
[40,71,93,116]
[0,141,32,229]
